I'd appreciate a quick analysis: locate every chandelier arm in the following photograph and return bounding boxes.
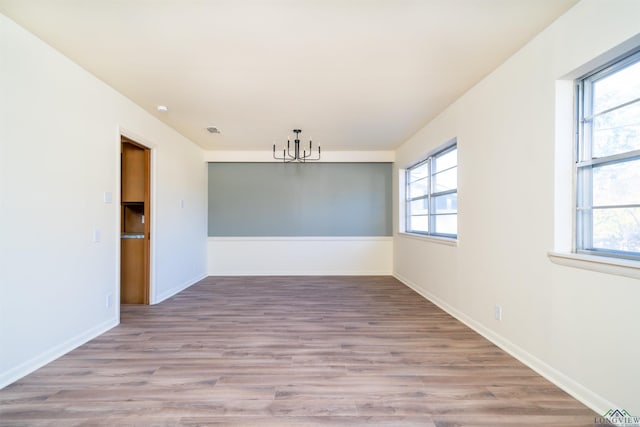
[273,146,296,162]
[302,142,320,161]
[272,145,282,160]
[286,140,297,160]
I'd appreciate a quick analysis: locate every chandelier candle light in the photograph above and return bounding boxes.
[273,129,321,162]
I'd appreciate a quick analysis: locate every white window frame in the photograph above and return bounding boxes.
[404,140,458,239]
[575,49,640,261]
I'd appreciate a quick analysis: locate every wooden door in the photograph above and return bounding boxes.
[120,138,150,304]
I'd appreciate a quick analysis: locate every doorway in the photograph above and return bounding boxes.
[120,136,150,304]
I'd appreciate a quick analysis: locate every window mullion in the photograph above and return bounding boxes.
[431,189,457,198]
[584,96,640,121]
[576,165,593,250]
[577,150,640,168]
[582,80,593,162]
[429,156,435,235]
[407,195,429,203]
[405,168,411,230]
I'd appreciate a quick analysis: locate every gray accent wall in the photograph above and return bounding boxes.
[208,162,392,236]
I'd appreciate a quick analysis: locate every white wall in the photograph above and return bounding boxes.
[0,14,207,387]
[208,237,393,276]
[394,0,640,414]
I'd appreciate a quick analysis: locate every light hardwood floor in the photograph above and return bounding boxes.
[1,276,595,426]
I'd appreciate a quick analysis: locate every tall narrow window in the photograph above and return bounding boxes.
[405,141,457,238]
[576,50,640,260]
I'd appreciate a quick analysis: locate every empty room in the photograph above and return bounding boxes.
[1,1,639,426]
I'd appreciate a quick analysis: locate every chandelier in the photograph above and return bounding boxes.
[273,129,321,162]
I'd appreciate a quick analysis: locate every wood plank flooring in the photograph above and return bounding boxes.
[1,276,596,426]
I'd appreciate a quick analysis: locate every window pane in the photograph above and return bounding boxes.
[434,214,457,235]
[409,177,429,199]
[592,59,640,114]
[592,101,640,157]
[433,193,457,214]
[408,162,429,183]
[434,148,457,173]
[408,198,429,216]
[408,215,429,233]
[432,167,457,193]
[593,158,640,206]
[592,207,640,253]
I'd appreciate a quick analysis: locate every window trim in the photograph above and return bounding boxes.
[574,48,640,261]
[404,139,458,239]
[548,251,640,280]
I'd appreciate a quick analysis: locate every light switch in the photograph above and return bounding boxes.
[180,199,185,208]
[104,192,112,204]
[93,228,101,243]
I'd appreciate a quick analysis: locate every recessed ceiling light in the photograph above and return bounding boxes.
[206,126,220,134]
[157,105,168,112]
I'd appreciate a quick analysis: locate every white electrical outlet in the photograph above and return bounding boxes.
[104,191,113,204]
[494,304,503,321]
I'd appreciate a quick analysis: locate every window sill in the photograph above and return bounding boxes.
[397,232,458,247]
[547,251,640,280]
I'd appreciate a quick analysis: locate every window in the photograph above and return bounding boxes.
[576,50,640,260]
[405,141,457,238]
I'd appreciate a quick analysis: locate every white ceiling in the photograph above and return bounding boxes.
[0,0,578,151]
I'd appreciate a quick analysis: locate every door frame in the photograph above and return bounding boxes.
[118,128,156,306]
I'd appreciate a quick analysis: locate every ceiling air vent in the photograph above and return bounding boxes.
[206,126,220,134]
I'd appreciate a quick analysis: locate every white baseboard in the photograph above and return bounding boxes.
[0,317,118,389]
[1,273,207,388]
[393,272,616,415]
[153,273,207,304]
[207,271,392,276]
